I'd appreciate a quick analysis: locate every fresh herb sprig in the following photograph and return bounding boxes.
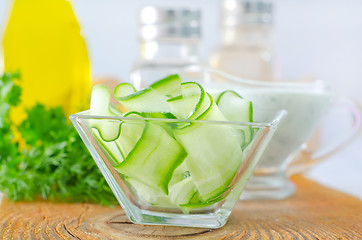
[0,72,117,205]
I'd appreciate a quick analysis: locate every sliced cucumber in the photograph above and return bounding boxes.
[127,178,173,206]
[215,90,252,122]
[169,176,197,205]
[92,128,124,165]
[113,83,137,97]
[109,105,124,116]
[167,161,198,206]
[168,95,200,120]
[216,90,253,149]
[90,85,121,141]
[116,112,187,206]
[114,76,182,113]
[169,161,189,185]
[150,74,182,97]
[174,94,244,201]
[138,112,177,119]
[88,74,255,210]
[114,122,187,195]
[180,189,228,208]
[167,82,208,120]
[114,86,170,113]
[90,85,112,115]
[128,161,193,206]
[114,112,145,159]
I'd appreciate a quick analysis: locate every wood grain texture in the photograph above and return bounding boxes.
[0,175,361,240]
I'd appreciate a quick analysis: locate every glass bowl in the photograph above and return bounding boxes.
[70,110,285,228]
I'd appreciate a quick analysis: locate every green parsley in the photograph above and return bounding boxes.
[0,72,117,205]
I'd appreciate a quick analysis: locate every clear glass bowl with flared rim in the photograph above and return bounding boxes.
[70,109,285,229]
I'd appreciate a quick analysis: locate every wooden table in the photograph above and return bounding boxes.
[0,175,361,239]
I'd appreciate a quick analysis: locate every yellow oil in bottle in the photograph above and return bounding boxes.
[2,0,90,123]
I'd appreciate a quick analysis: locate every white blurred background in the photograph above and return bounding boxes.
[1,0,361,198]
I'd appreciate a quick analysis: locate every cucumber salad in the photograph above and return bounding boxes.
[89,74,253,211]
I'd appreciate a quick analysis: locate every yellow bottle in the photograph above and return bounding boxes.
[2,0,90,123]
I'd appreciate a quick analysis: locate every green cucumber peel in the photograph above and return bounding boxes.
[249,101,253,122]
[124,111,179,135]
[90,84,122,141]
[114,85,149,101]
[215,90,244,104]
[180,187,230,208]
[115,112,145,159]
[114,123,187,195]
[169,176,197,205]
[167,82,206,120]
[114,75,182,113]
[124,111,177,120]
[150,74,182,97]
[216,90,254,149]
[92,128,125,165]
[195,93,215,120]
[115,87,170,112]
[113,83,137,100]
[109,105,124,117]
[173,96,244,201]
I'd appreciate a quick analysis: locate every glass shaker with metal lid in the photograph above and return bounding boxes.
[209,0,276,82]
[130,6,201,89]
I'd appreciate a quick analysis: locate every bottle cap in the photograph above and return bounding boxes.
[222,0,273,26]
[139,6,201,40]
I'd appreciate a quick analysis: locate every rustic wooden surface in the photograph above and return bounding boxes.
[0,175,361,240]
